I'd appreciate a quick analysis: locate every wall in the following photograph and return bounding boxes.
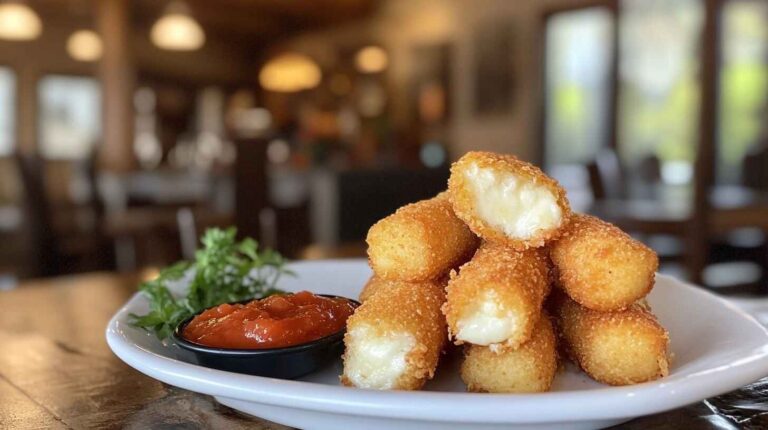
[133,31,254,85]
[273,0,588,162]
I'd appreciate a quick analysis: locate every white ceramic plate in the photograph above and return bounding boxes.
[107,260,768,430]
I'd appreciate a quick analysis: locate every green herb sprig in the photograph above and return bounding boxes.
[129,227,292,339]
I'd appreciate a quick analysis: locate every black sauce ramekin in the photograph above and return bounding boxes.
[172,295,359,379]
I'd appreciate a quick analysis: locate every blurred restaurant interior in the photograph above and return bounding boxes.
[0,0,767,294]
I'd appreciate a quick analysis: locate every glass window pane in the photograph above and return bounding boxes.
[0,67,15,155]
[38,75,101,159]
[718,0,768,184]
[618,0,704,187]
[544,7,613,167]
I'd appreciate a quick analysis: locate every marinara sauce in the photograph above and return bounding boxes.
[182,291,356,349]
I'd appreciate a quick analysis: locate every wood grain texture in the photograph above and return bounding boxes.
[0,376,66,429]
[0,273,287,429]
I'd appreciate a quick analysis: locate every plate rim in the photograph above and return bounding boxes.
[106,259,768,424]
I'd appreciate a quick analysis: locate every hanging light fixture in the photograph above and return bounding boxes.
[67,30,102,62]
[355,46,388,74]
[259,53,322,93]
[150,1,205,51]
[0,1,42,41]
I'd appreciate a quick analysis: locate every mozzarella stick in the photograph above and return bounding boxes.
[461,313,558,393]
[366,192,479,281]
[448,151,571,250]
[550,214,658,311]
[342,280,446,390]
[550,292,669,386]
[359,274,449,303]
[443,243,550,351]
[358,275,385,303]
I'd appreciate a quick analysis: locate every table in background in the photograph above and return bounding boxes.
[589,185,768,234]
[587,185,768,289]
[0,272,764,429]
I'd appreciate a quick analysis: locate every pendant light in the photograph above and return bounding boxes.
[67,30,102,62]
[0,1,42,41]
[150,1,205,51]
[259,53,322,93]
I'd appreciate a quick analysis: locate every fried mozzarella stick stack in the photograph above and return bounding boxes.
[550,214,658,311]
[461,313,558,393]
[342,280,447,390]
[443,244,550,351]
[448,151,571,250]
[551,292,669,386]
[366,193,478,281]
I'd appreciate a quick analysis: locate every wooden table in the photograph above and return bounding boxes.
[590,185,768,234]
[0,272,763,429]
[589,185,768,285]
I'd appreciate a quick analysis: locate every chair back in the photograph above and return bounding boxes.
[587,149,626,200]
[743,145,768,191]
[177,207,235,260]
[14,153,59,277]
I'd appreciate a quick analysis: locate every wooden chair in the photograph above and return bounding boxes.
[177,208,235,260]
[233,136,311,258]
[586,149,625,200]
[586,150,686,265]
[637,154,662,185]
[14,152,114,278]
[14,153,58,277]
[706,144,768,291]
[743,144,768,191]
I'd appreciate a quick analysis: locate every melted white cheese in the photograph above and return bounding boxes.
[456,290,518,345]
[465,163,562,239]
[345,325,415,389]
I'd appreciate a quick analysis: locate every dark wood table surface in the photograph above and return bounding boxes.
[0,272,763,429]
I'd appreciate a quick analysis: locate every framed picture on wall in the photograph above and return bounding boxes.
[473,19,515,115]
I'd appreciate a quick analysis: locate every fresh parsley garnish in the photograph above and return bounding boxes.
[129,227,292,339]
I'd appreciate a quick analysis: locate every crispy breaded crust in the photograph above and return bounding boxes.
[550,214,658,311]
[448,151,571,250]
[359,274,449,303]
[550,291,669,386]
[366,192,479,281]
[358,275,384,303]
[461,313,558,393]
[342,280,447,390]
[443,243,551,350]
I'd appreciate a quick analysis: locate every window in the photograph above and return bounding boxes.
[38,75,101,159]
[618,0,704,187]
[718,0,768,184]
[0,67,15,155]
[544,7,613,168]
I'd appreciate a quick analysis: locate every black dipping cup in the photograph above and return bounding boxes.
[172,295,359,379]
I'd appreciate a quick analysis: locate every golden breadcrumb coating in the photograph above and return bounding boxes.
[461,313,558,393]
[550,214,658,311]
[550,291,669,386]
[448,151,571,250]
[366,192,479,281]
[359,274,448,303]
[358,275,385,303]
[443,243,551,351]
[341,279,447,390]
